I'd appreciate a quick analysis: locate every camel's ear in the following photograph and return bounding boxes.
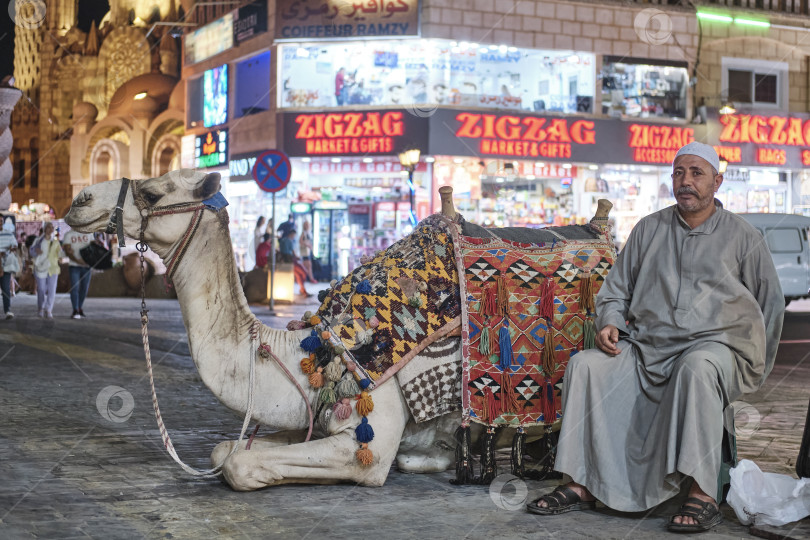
[194,172,221,200]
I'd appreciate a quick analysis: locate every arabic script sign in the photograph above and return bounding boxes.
[275,0,420,40]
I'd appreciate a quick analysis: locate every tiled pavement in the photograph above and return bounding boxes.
[0,291,808,539]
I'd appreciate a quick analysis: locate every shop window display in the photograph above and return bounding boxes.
[279,41,594,113]
[601,57,688,119]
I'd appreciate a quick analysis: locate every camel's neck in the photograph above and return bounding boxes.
[151,210,315,428]
[167,211,258,400]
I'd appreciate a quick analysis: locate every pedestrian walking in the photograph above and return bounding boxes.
[299,219,317,283]
[61,227,94,319]
[0,217,20,320]
[30,222,62,318]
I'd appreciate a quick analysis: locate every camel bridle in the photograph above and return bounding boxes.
[102,177,314,477]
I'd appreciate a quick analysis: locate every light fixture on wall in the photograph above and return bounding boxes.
[719,102,737,115]
[719,159,729,175]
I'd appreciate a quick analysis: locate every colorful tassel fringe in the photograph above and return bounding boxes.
[583,318,596,350]
[355,416,374,442]
[337,376,360,398]
[308,367,324,388]
[540,278,555,320]
[300,330,321,352]
[500,368,521,415]
[478,323,490,356]
[300,357,315,374]
[356,443,373,465]
[325,358,343,382]
[333,397,352,420]
[496,275,509,315]
[319,382,336,406]
[543,379,556,422]
[483,283,497,316]
[543,327,556,377]
[482,387,498,424]
[498,324,512,370]
[580,271,595,314]
[356,390,374,416]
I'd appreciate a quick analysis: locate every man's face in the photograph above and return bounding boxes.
[671,154,723,213]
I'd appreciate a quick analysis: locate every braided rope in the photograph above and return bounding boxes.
[141,314,260,477]
[164,208,204,282]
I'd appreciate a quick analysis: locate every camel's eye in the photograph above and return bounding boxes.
[142,191,162,206]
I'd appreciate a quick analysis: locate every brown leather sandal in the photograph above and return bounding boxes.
[526,485,597,515]
[667,497,723,532]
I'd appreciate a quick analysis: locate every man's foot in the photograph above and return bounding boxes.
[527,482,596,515]
[4,312,13,320]
[46,311,53,319]
[668,482,721,532]
[78,309,86,318]
[71,310,81,319]
[38,309,44,318]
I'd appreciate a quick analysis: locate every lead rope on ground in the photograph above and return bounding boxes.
[137,234,257,477]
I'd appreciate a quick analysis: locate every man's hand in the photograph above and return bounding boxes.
[595,324,621,356]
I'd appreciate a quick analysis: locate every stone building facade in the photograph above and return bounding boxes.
[10,0,810,217]
[10,0,185,215]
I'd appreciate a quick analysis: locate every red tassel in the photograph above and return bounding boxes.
[484,283,497,316]
[482,386,498,424]
[541,278,555,320]
[496,275,508,316]
[500,368,521,415]
[543,326,556,377]
[543,378,557,423]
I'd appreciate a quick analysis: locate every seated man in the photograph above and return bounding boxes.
[527,142,784,533]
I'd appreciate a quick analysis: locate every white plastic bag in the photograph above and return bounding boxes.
[727,459,810,527]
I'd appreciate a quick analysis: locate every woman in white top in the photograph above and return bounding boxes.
[299,219,317,283]
[30,222,62,318]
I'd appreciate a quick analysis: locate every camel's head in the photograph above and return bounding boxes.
[64,169,222,255]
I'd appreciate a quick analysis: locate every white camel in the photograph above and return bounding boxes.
[65,169,610,491]
[65,169,466,490]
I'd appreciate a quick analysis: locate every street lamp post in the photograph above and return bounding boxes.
[398,148,421,227]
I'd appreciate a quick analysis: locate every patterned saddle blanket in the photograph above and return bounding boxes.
[311,213,615,427]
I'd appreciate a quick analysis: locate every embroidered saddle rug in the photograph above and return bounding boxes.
[451,225,616,428]
[316,214,462,392]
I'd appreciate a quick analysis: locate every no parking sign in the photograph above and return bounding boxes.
[252,150,292,193]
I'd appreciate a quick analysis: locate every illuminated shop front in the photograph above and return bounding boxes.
[601,56,689,119]
[279,109,431,277]
[278,40,596,113]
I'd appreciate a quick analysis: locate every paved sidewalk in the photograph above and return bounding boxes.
[0,292,808,539]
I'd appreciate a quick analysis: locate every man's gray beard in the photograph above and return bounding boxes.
[677,195,713,213]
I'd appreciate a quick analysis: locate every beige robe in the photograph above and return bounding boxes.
[555,202,784,511]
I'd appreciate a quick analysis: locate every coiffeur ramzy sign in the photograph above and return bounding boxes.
[275,0,419,39]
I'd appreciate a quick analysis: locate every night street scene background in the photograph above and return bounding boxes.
[1,1,810,539]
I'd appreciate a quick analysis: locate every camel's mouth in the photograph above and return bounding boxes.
[64,208,108,232]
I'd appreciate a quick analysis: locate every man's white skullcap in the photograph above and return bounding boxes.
[674,141,720,173]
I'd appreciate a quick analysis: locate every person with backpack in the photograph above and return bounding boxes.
[30,222,62,318]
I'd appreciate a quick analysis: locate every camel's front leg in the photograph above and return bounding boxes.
[219,382,409,490]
